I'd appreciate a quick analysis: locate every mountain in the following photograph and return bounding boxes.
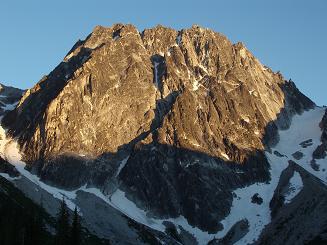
[0,83,24,115]
[0,24,326,245]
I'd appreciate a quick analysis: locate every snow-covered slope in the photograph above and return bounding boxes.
[1,106,326,244]
[219,106,326,244]
[273,106,327,184]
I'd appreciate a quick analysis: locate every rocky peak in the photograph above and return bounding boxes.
[1,24,315,233]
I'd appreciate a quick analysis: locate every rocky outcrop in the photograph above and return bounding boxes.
[313,109,327,159]
[2,24,315,233]
[0,156,19,177]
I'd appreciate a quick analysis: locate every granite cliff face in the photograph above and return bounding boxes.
[1,24,317,238]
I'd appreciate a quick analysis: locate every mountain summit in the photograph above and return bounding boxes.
[0,24,326,245]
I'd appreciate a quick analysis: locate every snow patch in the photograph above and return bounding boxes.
[192,79,200,91]
[240,48,247,59]
[242,116,250,123]
[176,33,182,45]
[65,52,74,61]
[198,64,208,74]
[1,101,18,111]
[153,61,160,89]
[284,171,303,204]
[0,172,21,181]
[221,152,230,160]
[115,156,130,177]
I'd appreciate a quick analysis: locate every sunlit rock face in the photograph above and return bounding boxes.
[2,24,314,232]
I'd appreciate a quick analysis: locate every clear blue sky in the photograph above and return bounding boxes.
[0,0,326,105]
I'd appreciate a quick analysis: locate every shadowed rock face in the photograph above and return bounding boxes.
[0,83,24,116]
[0,84,24,177]
[2,24,315,232]
[208,219,249,245]
[0,157,19,177]
[313,109,327,160]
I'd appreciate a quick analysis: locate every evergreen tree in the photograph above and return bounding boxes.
[70,207,81,245]
[55,198,71,245]
[24,206,46,245]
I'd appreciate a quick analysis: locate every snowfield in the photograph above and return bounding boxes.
[0,106,326,245]
[115,156,130,177]
[224,106,326,245]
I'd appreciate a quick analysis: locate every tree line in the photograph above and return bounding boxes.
[55,198,82,245]
[0,195,81,245]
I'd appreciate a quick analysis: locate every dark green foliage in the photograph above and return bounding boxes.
[23,207,46,245]
[53,194,111,245]
[0,177,53,245]
[54,199,111,245]
[55,198,71,245]
[0,177,111,245]
[71,207,81,245]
